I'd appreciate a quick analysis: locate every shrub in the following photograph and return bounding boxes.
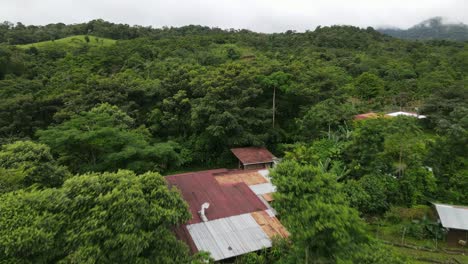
[384,205,435,223]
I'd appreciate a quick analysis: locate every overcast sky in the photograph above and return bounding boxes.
[2,0,467,33]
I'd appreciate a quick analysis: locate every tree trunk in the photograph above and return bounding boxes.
[399,146,403,178]
[272,86,276,128]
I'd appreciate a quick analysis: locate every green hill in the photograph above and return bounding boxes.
[0,20,467,264]
[378,17,468,41]
[16,35,116,49]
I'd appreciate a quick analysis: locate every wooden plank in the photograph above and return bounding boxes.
[262,193,274,202]
[215,171,268,186]
[251,211,289,239]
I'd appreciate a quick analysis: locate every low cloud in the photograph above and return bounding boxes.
[2,0,467,32]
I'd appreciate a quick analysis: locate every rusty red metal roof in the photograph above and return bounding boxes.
[230,147,275,165]
[167,168,288,259]
[354,112,378,120]
[166,169,267,225]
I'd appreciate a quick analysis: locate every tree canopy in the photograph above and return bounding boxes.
[0,19,466,263]
[37,103,187,173]
[0,140,69,193]
[271,160,404,263]
[0,170,195,263]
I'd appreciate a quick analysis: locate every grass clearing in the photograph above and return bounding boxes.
[367,218,468,263]
[392,245,468,264]
[16,35,116,49]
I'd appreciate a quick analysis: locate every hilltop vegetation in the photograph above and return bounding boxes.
[0,19,234,45]
[379,17,468,41]
[16,35,116,49]
[0,20,467,263]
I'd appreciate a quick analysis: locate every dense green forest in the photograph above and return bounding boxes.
[0,20,467,263]
[379,17,468,41]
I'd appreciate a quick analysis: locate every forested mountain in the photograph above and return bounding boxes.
[0,19,239,45]
[0,20,467,263]
[379,17,468,41]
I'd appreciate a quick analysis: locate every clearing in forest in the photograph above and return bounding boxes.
[16,35,116,49]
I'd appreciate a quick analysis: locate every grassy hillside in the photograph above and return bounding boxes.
[16,35,116,49]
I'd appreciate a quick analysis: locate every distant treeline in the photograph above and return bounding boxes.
[0,19,256,45]
[379,17,468,41]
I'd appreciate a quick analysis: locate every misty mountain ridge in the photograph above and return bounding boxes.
[378,17,468,41]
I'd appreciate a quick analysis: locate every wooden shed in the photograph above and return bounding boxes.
[230,147,276,170]
[433,203,468,247]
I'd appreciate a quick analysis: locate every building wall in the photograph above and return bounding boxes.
[243,162,273,170]
[447,229,468,247]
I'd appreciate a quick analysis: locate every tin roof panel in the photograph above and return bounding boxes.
[231,147,275,165]
[187,213,272,261]
[434,203,468,230]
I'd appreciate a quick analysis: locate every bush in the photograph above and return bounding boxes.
[384,205,435,223]
[344,174,398,215]
[406,221,427,239]
[235,251,267,264]
[406,218,445,240]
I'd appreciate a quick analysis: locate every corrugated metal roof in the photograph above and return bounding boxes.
[187,213,272,261]
[257,195,277,216]
[166,169,268,225]
[167,168,287,261]
[434,203,468,230]
[214,171,268,185]
[386,111,426,119]
[231,147,275,165]
[251,211,290,239]
[354,112,378,120]
[249,183,277,195]
[258,169,270,178]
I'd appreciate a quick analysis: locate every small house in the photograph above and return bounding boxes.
[354,111,427,121]
[385,111,426,119]
[231,147,276,170]
[166,168,287,261]
[433,203,468,247]
[354,112,379,120]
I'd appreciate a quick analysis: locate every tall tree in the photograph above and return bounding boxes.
[260,71,291,128]
[0,170,197,263]
[352,72,384,101]
[422,82,468,203]
[297,98,355,139]
[37,103,187,173]
[271,160,403,263]
[0,140,69,194]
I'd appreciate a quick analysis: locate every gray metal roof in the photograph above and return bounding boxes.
[257,195,277,216]
[258,169,270,178]
[186,213,272,261]
[386,111,427,119]
[434,203,468,230]
[249,183,276,195]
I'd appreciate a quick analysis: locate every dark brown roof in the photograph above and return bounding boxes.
[166,169,267,225]
[230,147,275,165]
